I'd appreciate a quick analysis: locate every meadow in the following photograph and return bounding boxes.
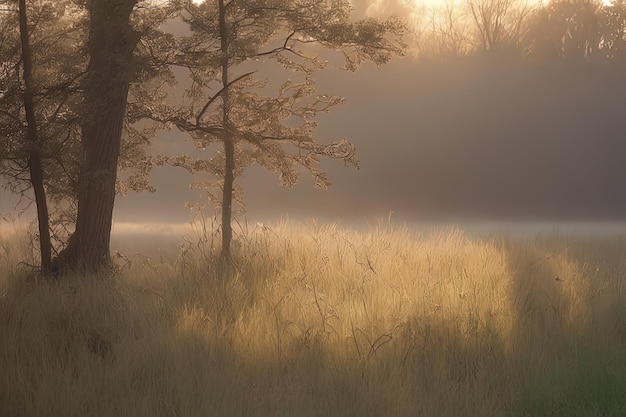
[1,218,626,417]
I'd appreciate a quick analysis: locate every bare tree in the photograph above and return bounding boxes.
[424,1,472,58]
[465,0,533,53]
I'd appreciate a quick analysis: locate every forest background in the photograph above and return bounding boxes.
[3,0,626,232]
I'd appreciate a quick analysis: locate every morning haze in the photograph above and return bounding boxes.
[5,54,626,225]
[113,0,625,226]
[4,2,626,417]
[2,1,626,228]
[115,53,626,224]
[3,0,626,227]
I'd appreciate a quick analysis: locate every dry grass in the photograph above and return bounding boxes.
[1,219,626,417]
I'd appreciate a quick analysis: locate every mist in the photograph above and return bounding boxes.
[6,55,625,227]
[105,54,626,227]
[4,0,626,230]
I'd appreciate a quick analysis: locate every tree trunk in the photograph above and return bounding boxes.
[218,0,234,261]
[221,135,235,260]
[18,0,52,274]
[53,0,138,274]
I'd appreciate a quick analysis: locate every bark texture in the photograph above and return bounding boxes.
[54,0,138,274]
[19,0,52,274]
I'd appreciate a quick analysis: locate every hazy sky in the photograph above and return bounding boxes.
[3,3,626,226]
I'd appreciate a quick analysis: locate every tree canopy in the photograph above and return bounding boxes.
[137,0,405,258]
[3,0,626,273]
[0,0,405,272]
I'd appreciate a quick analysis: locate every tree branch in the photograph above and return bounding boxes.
[195,70,256,125]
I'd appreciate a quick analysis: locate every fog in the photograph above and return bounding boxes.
[3,1,626,230]
[105,54,626,226]
[4,55,626,227]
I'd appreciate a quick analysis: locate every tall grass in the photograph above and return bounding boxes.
[1,219,626,417]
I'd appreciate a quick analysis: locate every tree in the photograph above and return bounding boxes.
[1,0,86,272]
[523,0,626,62]
[1,0,131,275]
[596,0,626,59]
[17,0,52,272]
[465,0,533,53]
[523,0,604,61]
[2,0,404,273]
[598,0,626,59]
[139,0,405,260]
[0,0,172,272]
[51,0,142,273]
[421,1,472,58]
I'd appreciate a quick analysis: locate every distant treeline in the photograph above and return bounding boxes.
[409,0,626,62]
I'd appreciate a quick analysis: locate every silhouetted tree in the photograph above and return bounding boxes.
[0,0,86,272]
[1,0,172,274]
[465,0,533,53]
[424,1,472,58]
[139,0,405,260]
[51,0,142,273]
[598,0,626,59]
[2,0,404,272]
[17,0,52,272]
[140,0,403,258]
[524,0,604,61]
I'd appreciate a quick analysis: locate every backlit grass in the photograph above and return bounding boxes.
[1,219,626,416]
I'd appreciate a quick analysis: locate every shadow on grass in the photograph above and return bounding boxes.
[3,228,626,417]
[501,237,626,417]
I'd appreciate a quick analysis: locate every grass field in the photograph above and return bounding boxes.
[1,219,626,417]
